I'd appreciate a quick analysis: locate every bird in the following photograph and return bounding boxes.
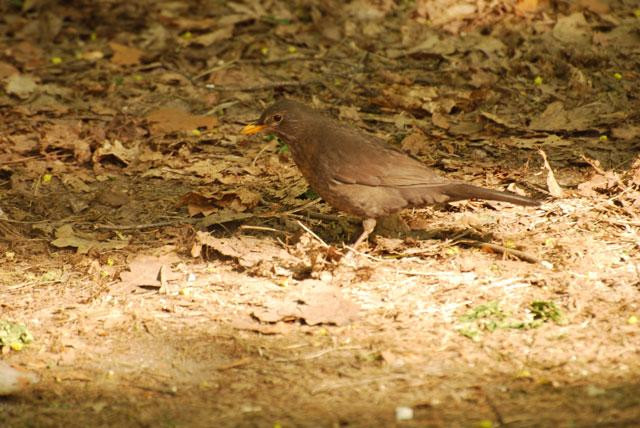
[242,99,539,248]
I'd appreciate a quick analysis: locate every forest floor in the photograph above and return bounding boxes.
[1,0,640,427]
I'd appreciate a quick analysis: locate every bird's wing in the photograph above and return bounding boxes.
[320,126,450,188]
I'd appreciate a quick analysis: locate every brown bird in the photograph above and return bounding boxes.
[242,99,539,247]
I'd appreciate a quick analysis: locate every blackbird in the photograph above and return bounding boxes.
[242,99,539,247]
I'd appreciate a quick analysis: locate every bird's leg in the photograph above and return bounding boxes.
[352,218,376,249]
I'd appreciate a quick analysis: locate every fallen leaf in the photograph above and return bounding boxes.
[577,173,619,197]
[180,189,261,215]
[231,315,292,335]
[40,123,92,163]
[611,126,640,141]
[92,140,139,165]
[184,159,231,180]
[7,41,44,69]
[23,94,69,115]
[191,233,298,268]
[61,175,92,193]
[5,74,38,99]
[146,107,218,135]
[400,131,434,156]
[51,224,129,254]
[539,149,563,197]
[251,281,359,326]
[515,0,545,14]
[95,188,129,208]
[431,112,450,129]
[529,101,623,132]
[109,42,143,66]
[116,254,181,291]
[8,134,38,154]
[171,17,218,31]
[189,27,234,47]
[578,0,609,15]
[338,105,362,122]
[552,12,591,45]
[0,61,19,79]
[480,111,518,129]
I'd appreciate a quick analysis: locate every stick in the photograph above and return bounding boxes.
[458,239,540,264]
[296,220,329,248]
[206,80,319,92]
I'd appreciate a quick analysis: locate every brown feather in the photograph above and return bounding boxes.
[252,99,540,219]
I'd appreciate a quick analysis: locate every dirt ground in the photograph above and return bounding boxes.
[1,0,640,427]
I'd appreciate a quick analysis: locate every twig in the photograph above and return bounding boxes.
[215,357,252,371]
[131,384,179,396]
[279,198,322,216]
[311,374,409,395]
[296,220,329,248]
[480,386,506,427]
[390,270,476,280]
[273,346,362,363]
[0,155,44,165]
[5,279,61,291]
[0,217,50,224]
[206,79,319,92]
[239,225,286,235]
[134,62,165,72]
[251,141,276,166]
[196,54,362,83]
[458,239,540,264]
[580,154,607,175]
[240,55,363,69]
[607,219,640,227]
[342,245,383,262]
[204,100,238,115]
[93,219,198,230]
[300,209,354,224]
[193,59,239,80]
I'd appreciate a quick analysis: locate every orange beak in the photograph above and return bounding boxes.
[241,123,267,135]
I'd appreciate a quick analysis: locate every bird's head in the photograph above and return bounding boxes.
[241,99,309,141]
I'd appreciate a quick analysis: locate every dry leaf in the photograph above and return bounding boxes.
[5,74,38,99]
[92,140,139,165]
[538,149,563,197]
[552,13,591,45]
[431,112,450,129]
[400,131,433,156]
[180,189,261,215]
[577,173,617,197]
[0,61,19,79]
[191,233,297,268]
[146,107,218,135]
[109,42,143,66]
[189,27,234,47]
[251,281,359,326]
[51,224,129,254]
[117,254,181,290]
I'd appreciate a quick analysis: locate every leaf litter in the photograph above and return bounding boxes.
[0,0,639,427]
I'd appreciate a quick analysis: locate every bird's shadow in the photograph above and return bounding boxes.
[370,213,495,244]
[365,219,538,263]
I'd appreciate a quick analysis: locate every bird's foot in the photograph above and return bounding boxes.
[341,218,377,264]
[352,218,376,249]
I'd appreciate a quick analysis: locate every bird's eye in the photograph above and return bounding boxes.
[272,114,283,123]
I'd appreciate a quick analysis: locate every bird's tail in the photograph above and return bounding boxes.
[443,183,540,206]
